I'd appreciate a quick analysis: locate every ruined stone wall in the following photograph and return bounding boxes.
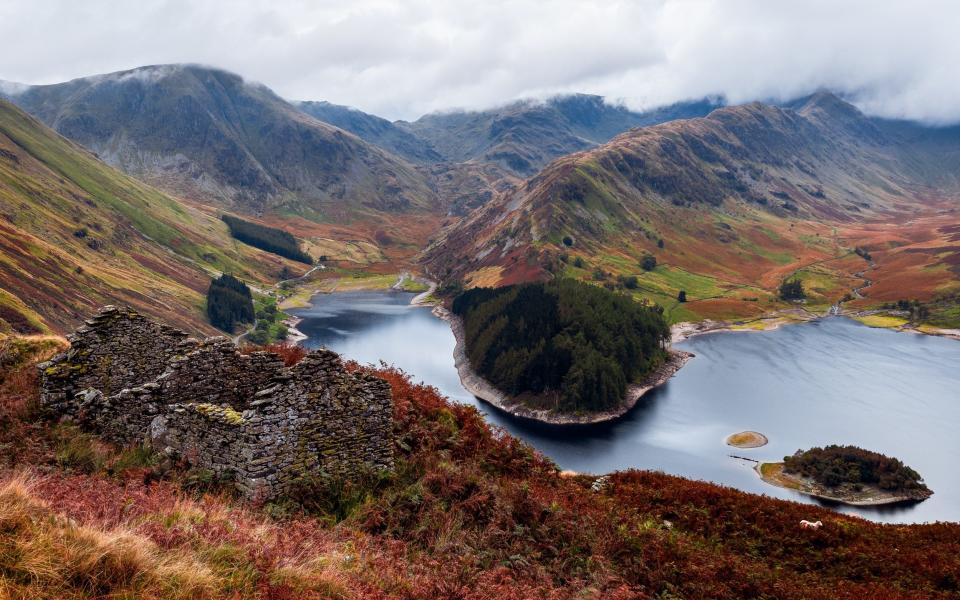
[37,306,394,499]
[39,306,193,418]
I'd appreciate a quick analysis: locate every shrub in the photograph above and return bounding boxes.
[562,236,574,247]
[641,255,657,271]
[240,342,307,367]
[678,290,687,303]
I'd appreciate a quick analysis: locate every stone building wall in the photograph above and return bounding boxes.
[37,305,394,500]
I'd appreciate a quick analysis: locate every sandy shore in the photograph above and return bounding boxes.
[283,316,308,343]
[435,305,693,425]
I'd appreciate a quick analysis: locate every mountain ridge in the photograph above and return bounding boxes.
[4,64,438,219]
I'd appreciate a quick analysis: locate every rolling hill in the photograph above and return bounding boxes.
[2,65,437,219]
[423,93,960,322]
[0,98,304,335]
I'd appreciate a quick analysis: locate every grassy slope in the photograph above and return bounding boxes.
[1,340,958,599]
[0,100,307,335]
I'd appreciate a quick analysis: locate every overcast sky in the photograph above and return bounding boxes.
[0,0,957,123]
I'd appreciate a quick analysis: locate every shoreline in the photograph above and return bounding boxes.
[434,304,694,425]
[755,462,932,507]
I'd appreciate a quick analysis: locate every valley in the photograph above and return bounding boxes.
[2,55,960,598]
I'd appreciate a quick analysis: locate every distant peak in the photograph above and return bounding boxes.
[794,90,862,119]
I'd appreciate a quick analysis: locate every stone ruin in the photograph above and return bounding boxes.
[37,306,394,500]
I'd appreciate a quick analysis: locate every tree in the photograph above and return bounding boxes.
[206,274,255,332]
[657,238,665,249]
[562,236,574,247]
[452,279,670,413]
[779,278,805,301]
[221,214,312,264]
[677,290,687,303]
[641,255,657,271]
[572,256,585,269]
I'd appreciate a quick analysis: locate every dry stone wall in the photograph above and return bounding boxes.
[38,305,394,500]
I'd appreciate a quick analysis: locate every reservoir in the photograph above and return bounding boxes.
[292,291,960,524]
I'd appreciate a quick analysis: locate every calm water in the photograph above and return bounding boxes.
[292,291,960,524]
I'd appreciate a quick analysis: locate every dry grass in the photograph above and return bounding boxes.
[0,475,217,599]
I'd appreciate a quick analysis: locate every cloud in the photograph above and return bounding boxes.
[0,0,958,123]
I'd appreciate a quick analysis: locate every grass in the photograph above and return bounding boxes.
[854,314,909,329]
[0,476,219,599]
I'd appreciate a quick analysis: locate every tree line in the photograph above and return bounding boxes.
[222,214,313,264]
[452,279,670,413]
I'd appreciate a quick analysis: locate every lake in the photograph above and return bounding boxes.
[292,291,960,524]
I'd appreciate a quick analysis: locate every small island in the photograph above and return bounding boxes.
[758,445,933,506]
[445,279,685,424]
[726,431,768,448]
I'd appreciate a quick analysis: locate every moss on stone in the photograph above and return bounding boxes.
[193,403,245,425]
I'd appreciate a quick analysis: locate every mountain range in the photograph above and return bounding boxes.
[1,65,436,219]
[424,91,960,320]
[2,63,959,333]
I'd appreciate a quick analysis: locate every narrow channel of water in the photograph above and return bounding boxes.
[292,291,960,524]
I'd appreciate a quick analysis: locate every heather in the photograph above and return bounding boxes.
[1,337,959,598]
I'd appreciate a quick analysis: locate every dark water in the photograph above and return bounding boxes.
[292,291,960,524]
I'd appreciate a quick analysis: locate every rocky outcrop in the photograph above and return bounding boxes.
[38,306,393,500]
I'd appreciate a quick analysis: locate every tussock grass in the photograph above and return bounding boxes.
[0,475,217,599]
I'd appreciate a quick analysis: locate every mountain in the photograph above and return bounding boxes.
[296,100,443,165]
[400,94,721,176]
[423,93,959,320]
[3,65,436,218]
[0,99,300,335]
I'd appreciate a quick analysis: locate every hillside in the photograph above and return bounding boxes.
[296,100,443,165]
[1,339,959,598]
[0,99,303,335]
[401,94,719,177]
[423,93,960,322]
[3,65,437,219]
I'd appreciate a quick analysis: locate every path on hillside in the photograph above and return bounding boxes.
[234,264,326,344]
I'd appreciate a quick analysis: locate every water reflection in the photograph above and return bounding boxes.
[292,292,960,524]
